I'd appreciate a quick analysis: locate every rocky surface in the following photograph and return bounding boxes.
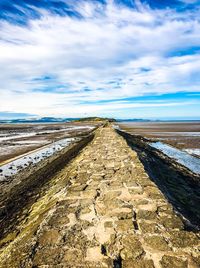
[0,125,199,267]
[0,134,94,241]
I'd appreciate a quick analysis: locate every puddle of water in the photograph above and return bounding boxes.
[0,137,77,180]
[0,132,38,142]
[113,125,120,130]
[184,149,200,157]
[150,142,200,174]
[14,140,49,145]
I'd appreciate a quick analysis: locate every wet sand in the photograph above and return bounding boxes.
[117,122,200,155]
[0,122,97,164]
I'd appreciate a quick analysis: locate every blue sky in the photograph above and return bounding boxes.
[0,0,200,119]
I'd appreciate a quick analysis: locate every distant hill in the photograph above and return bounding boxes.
[0,116,116,124]
[0,117,71,124]
[75,117,116,122]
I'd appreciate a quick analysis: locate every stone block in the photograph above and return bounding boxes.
[160,255,188,268]
[122,259,155,268]
[33,247,62,266]
[137,210,157,220]
[169,231,199,248]
[144,235,170,251]
[159,215,184,230]
[115,219,134,232]
[120,234,144,260]
[38,229,61,246]
[138,222,160,233]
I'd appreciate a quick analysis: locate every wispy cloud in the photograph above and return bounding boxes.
[0,0,200,118]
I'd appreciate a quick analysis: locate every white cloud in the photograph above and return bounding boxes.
[0,0,200,117]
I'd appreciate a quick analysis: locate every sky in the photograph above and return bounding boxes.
[0,0,200,119]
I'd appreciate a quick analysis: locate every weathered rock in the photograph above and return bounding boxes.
[33,247,63,266]
[115,219,134,232]
[137,209,157,220]
[159,215,184,230]
[122,259,155,268]
[48,214,70,226]
[144,235,170,251]
[192,255,200,267]
[120,234,144,260]
[160,255,188,268]
[138,221,160,233]
[38,229,61,246]
[63,248,83,263]
[169,231,199,248]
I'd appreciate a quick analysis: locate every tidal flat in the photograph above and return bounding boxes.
[118,121,200,157]
[0,122,96,165]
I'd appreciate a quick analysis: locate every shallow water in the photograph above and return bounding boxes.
[0,126,94,142]
[0,132,38,142]
[150,142,200,174]
[0,137,77,180]
[14,140,48,144]
[184,149,200,157]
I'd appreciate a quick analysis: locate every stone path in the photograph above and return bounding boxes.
[0,126,199,267]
